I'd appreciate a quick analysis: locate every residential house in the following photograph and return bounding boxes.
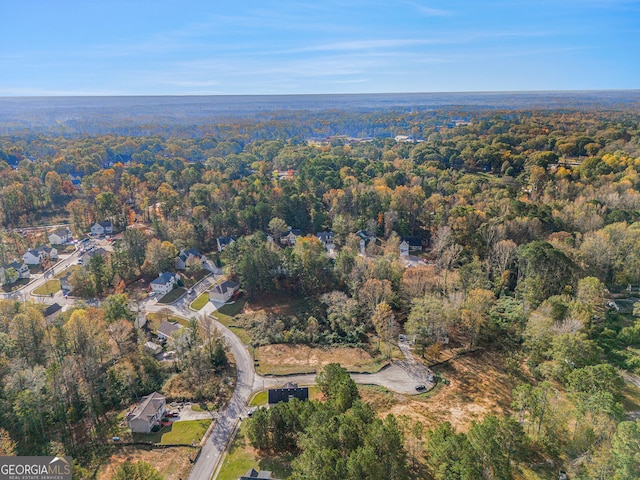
[23,246,57,265]
[80,247,108,266]
[400,240,410,257]
[127,392,167,433]
[144,341,162,355]
[280,228,303,247]
[209,280,240,303]
[175,248,207,270]
[90,221,113,236]
[217,236,237,252]
[239,468,278,480]
[355,230,376,254]
[268,382,309,405]
[401,236,423,252]
[150,272,178,295]
[48,227,71,245]
[156,320,181,341]
[0,261,30,284]
[44,303,63,322]
[316,231,335,252]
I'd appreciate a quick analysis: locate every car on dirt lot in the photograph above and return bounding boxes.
[415,384,426,391]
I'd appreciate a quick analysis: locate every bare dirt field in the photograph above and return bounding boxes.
[97,445,197,480]
[256,344,389,375]
[361,350,519,432]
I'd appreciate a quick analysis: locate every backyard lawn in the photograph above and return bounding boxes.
[158,287,186,304]
[160,419,212,445]
[190,292,209,311]
[33,279,61,295]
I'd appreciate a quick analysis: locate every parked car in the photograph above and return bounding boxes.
[415,385,426,391]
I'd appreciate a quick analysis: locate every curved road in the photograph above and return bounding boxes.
[1,248,431,480]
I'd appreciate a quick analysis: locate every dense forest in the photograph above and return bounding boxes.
[2,102,640,478]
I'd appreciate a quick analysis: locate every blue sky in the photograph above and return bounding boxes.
[0,0,638,95]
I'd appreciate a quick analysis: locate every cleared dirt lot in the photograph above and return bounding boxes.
[256,344,390,375]
[361,350,518,432]
[97,445,197,480]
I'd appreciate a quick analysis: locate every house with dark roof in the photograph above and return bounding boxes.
[268,382,309,405]
[156,320,181,341]
[217,236,237,252]
[209,280,240,303]
[44,303,63,322]
[401,236,423,252]
[23,246,58,264]
[48,227,72,245]
[316,231,335,251]
[90,221,113,236]
[0,261,30,284]
[239,468,278,480]
[355,230,376,254]
[127,392,166,433]
[175,248,207,270]
[150,272,178,295]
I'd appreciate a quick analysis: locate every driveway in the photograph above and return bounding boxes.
[174,405,218,421]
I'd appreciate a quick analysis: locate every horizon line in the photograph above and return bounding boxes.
[1,88,640,99]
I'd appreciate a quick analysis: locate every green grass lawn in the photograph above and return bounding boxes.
[160,419,212,445]
[249,391,268,407]
[190,292,209,310]
[217,423,293,480]
[33,279,61,295]
[212,299,251,345]
[191,402,216,412]
[157,287,186,304]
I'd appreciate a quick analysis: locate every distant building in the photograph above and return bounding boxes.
[127,392,166,433]
[268,382,309,405]
[316,231,335,252]
[44,303,63,322]
[400,240,409,257]
[23,246,57,265]
[81,247,108,266]
[156,320,181,342]
[239,468,278,480]
[209,280,240,303]
[48,227,72,245]
[401,236,423,252]
[144,341,162,355]
[0,261,30,284]
[280,228,303,247]
[355,230,376,254]
[175,248,206,270]
[150,272,178,295]
[90,221,113,236]
[217,236,237,252]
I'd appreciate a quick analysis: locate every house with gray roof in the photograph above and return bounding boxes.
[48,227,72,245]
[127,392,166,433]
[175,248,206,270]
[150,272,178,295]
[157,320,181,342]
[209,279,240,302]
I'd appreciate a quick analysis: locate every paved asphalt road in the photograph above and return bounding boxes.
[1,244,433,480]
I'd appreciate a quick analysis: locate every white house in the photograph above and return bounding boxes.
[355,230,376,255]
[175,248,207,270]
[150,272,178,295]
[48,227,72,245]
[23,246,57,265]
[90,221,113,236]
[209,280,240,303]
[400,240,410,257]
[216,236,236,252]
[0,261,30,284]
[127,392,167,433]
